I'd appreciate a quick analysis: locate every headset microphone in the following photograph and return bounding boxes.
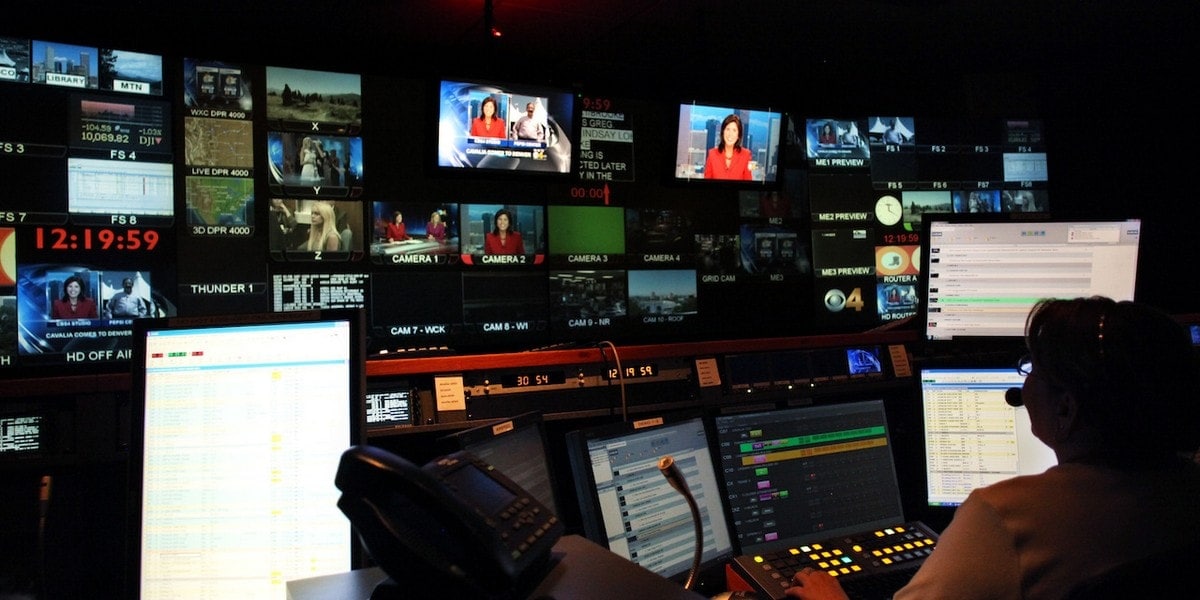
[1005,387,1023,407]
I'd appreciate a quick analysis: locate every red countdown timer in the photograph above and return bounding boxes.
[578,97,613,111]
[35,227,161,251]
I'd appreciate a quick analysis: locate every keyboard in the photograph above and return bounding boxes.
[729,521,938,600]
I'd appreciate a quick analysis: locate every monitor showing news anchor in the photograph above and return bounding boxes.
[436,80,574,175]
[14,262,178,372]
[805,117,871,167]
[674,102,782,183]
[458,203,545,266]
[369,201,460,266]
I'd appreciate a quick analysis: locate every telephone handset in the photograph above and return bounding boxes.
[334,445,563,598]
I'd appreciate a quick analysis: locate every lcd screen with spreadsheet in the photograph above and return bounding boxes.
[564,413,734,584]
[920,366,1057,507]
[920,217,1141,349]
[127,309,365,600]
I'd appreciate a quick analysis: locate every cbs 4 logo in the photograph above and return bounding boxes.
[823,288,864,313]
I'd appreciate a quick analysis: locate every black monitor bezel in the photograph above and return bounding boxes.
[430,77,576,181]
[562,410,735,585]
[437,410,563,517]
[916,213,1141,360]
[125,307,368,597]
[669,99,786,189]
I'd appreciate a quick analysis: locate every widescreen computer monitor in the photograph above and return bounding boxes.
[712,400,907,557]
[439,411,562,516]
[127,309,366,600]
[921,216,1141,351]
[564,413,734,584]
[920,365,1057,507]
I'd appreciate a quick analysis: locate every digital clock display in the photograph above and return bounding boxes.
[35,227,162,252]
[605,363,659,380]
[881,232,920,244]
[500,371,566,388]
[578,96,613,111]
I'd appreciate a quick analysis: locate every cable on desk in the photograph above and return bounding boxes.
[597,340,628,422]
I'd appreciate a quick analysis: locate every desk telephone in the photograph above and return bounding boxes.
[335,445,564,598]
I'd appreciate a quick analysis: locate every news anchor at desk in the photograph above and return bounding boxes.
[425,210,447,243]
[371,210,454,256]
[384,211,409,243]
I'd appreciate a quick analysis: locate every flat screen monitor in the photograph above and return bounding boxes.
[439,411,561,516]
[127,308,366,599]
[564,413,734,584]
[920,365,1056,507]
[547,204,626,259]
[436,79,574,175]
[364,379,418,429]
[675,102,782,184]
[920,216,1141,351]
[14,264,177,376]
[805,117,871,168]
[712,400,907,556]
[270,271,369,312]
[264,66,362,133]
[0,412,44,457]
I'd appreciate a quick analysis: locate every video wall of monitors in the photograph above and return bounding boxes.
[0,32,1051,377]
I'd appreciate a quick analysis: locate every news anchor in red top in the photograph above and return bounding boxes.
[484,209,525,255]
[51,274,99,319]
[385,211,409,242]
[470,96,506,139]
[703,113,753,180]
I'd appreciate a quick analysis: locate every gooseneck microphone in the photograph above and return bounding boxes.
[658,455,703,590]
[1005,387,1023,407]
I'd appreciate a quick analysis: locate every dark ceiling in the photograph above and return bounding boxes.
[12,0,1195,107]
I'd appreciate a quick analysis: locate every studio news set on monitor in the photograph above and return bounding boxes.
[2,4,1197,600]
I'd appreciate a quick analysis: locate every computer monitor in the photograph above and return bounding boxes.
[127,308,366,599]
[439,411,562,517]
[712,400,907,556]
[564,413,734,585]
[920,365,1057,507]
[920,216,1142,353]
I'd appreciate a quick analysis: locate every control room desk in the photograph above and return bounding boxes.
[287,534,707,600]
